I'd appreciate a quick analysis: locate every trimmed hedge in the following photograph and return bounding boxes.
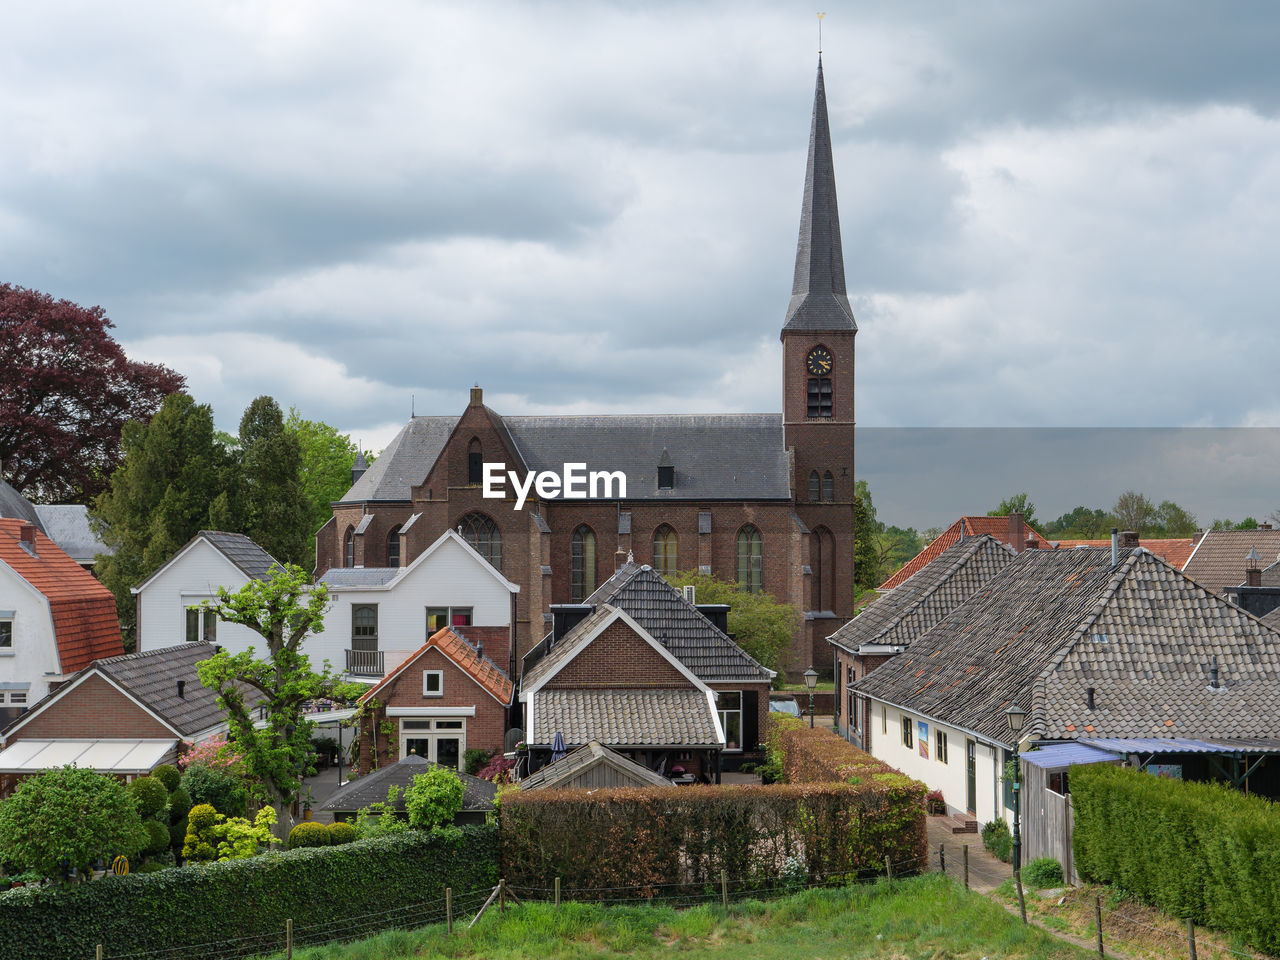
[0,825,498,960]
[1072,764,1280,954]
[501,778,926,894]
[766,715,910,785]
[328,821,357,845]
[287,821,331,849]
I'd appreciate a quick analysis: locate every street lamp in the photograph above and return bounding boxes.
[1005,704,1026,874]
[804,666,818,728]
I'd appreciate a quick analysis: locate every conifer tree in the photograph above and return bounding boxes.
[239,396,310,567]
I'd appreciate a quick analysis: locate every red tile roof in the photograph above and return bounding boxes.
[359,625,514,706]
[0,518,123,673]
[879,516,1044,591]
[1051,538,1196,568]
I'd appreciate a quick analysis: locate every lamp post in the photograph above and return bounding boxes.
[804,666,818,728]
[1005,704,1026,873]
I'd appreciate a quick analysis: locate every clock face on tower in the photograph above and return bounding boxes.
[806,346,834,376]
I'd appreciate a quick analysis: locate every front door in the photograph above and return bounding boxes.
[435,736,460,771]
[400,718,466,771]
[966,738,977,814]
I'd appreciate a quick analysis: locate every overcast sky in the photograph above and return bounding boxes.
[4,2,1280,502]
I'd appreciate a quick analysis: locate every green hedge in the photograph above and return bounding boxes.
[1072,764,1280,954]
[0,825,498,960]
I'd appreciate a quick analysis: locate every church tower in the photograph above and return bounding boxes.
[782,57,857,670]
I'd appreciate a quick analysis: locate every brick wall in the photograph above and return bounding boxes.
[544,620,692,689]
[5,673,174,743]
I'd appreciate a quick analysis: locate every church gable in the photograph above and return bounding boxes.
[415,388,528,501]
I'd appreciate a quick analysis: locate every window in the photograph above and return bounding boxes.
[881,704,887,734]
[901,715,913,748]
[459,513,502,571]
[657,465,675,489]
[0,689,28,705]
[821,471,834,502]
[352,605,378,651]
[807,377,833,417]
[343,526,355,567]
[426,606,474,633]
[387,524,401,568]
[422,670,443,697]
[399,718,466,771]
[467,438,483,485]
[717,691,742,751]
[808,471,820,501]
[185,606,217,643]
[936,730,949,764]
[1048,770,1070,796]
[834,663,842,719]
[811,526,835,611]
[571,525,597,602]
[736,525,763,593]
[0,617,12,648]
[653,525,678,576]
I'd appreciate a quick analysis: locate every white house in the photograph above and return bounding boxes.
[132,530,282,655]
[0,519,124,726]
[318,528,519,683]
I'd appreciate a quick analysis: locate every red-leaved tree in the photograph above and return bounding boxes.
[0,283,184,501]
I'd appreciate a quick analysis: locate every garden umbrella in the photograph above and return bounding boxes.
[551,731,567,762]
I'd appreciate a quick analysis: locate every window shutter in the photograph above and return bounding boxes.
[742,690,759,751]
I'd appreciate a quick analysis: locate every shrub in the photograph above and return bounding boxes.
[167,788,192,823]
[135,862,168,875]
[1072,763,1280,955]
[182,804,220,862]
[128,777,169,820]
[981,820,1012,863]
[151,765,181,793]
[288,822,332,850]
[177,736,244,773]
[925,789,946,815]
[327,822,357,845]
[0,826,498,960]
[0,766,148,881]
[180,764,247,818]
[464,747,495,776]
[141,820,170,856]
[169,817,188,853]
[476,755,516,782]
[404,768,465,830]
[1023,857,1064,889]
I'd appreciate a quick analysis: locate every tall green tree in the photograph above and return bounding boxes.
[662,570,797,678]
[1113,490,1157,535]
[853,480,882,592]
[1153,500,1198,537]
[989,493,1037,529]
[198,565,365,836]
[93,393,238,639]
[239,396,310,567]
[1042,506,1112,539]
[285,408,361,536]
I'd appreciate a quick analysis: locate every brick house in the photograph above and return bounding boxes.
[352,624,513,775]
[0,642,248,795]
[0,518,123,724]
[315,60,858,678]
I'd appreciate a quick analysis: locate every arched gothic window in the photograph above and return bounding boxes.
[822,471,834,502]
[812,526,836,612]
[653,524,678,577]
[737,525,763,593]
[459,513,502,571]
[571,525,597,602]
[343,526,355,568]
[809,471,821,502]
[387,524,402,568]
[467,438,483,485]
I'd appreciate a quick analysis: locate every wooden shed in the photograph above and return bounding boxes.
[519,740,674,791]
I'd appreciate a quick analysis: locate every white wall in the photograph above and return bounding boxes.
[867,699,1015,825]
[0,563,62,703]
[135,539,268,655]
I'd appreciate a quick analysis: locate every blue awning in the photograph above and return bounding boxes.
[1020,742,1119,770]
[1079,737,1238,755]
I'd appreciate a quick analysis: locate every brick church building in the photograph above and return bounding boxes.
[317,60,857,676]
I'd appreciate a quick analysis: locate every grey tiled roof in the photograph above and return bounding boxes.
[319,567,401,588]
[198,531,280,581]
[585,562,773,682]
[519,740,673,790]
[828,535,1013,654]
[318,755,496,813]
[1265,608,1280,630]
[1182,529,1280,594]
[337,414,791,503]
[531,689,721,747]
[782,59,856,336]
[340,417,458,503]
[33,505,112,563]
[0,480,43,531]
[854,547,1280,744]
[93,642,256,736]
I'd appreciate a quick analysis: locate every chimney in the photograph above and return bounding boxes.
[1247,567,1263,587]
[1259,523,1273,531]
[1025,536,1040,550]
[1111,527,1119,567]
[469,385,484,406]
[1246,546,1263,587]
[18,523,37,552]
[1009,513,1025,553]
[475,637,484,661]
[615,547,627,571]
[1120,530,1139,549]
[176,680,186,699]
[696,604,731,635]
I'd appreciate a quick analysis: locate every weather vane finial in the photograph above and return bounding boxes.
[817,12,825,55]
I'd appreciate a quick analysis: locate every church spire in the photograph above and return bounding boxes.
[782,57,857,339]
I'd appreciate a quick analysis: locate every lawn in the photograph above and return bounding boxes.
[268,874,1093,960]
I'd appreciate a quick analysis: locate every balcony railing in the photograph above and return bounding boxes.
[345,648,385,677]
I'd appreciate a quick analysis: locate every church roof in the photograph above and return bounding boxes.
[338,413,792,504]
[782,57,856,337]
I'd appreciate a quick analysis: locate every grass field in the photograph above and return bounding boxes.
[268,875,1094,960]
